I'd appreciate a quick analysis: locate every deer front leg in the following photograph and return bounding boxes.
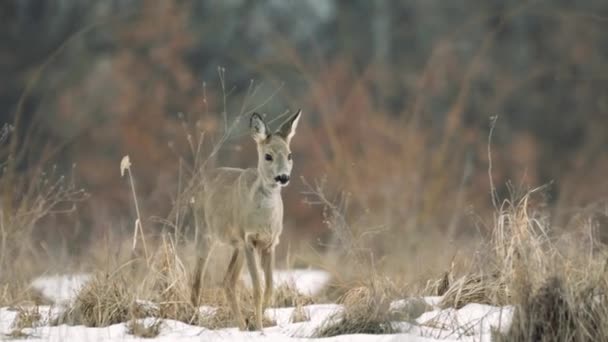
[244,240,263,330]
[261,247,275,310]
[224,247,246,330]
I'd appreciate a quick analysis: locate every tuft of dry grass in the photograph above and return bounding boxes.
[496,275,608,342]
[433,185,608,341]
[439,272,508,309]
[0,283,52,308]
[196,288,276,330]
[4,305,42,340]
[314,279,397,337]
[126,318,163,338]
[12,306,42,329]
[273,283,314,308]
[3,329,31,339]
[55,273,135,327]
[147,237,200,325]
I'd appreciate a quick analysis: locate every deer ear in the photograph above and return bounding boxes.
[277,109,302,144]
[250,113,270,143]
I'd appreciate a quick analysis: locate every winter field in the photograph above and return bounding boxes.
[1,271,513,342]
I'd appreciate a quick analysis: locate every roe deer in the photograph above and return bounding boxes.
[191,110,302,330]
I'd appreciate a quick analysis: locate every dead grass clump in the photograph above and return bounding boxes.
[194,283,277,330]
[439,272,508,309]
[126,318,163,338]
[0,283,52,307]
[315,278,352,304]
[314,281,396,337]
[199,305,232,330]
[154,270,200,325]
[447,185,608,341]
[438,188,554,310]
[3,329,31,339]
[497,276,575,342]
[198,304,276,330]
[157,293,199,325]
[12,306,42,329]
[57,273,134,327]
[273,283,314,308]
[195,287,236,329]
[144,237,208,325]
[495,273,608,342]
[6,305,44,339]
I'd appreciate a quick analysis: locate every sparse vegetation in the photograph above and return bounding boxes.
[273,283,314,308]
[1,2,608,338]
[315,282,397,337]
[56,273,134,327]
[12,306,42,330]
[126,318,163,338]
[3,305,42,340]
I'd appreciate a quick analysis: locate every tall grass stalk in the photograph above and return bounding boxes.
[121,155,149,264]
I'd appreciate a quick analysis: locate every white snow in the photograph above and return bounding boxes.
[0,272,515,341]
[416,303,513,341]
[242,269,331,296]
[29,269,330,306]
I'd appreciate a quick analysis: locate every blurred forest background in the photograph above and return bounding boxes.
[1,0,607,266]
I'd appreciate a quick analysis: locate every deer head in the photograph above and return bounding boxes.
[250,110,302,188]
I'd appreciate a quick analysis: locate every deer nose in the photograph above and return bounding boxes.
[275,174,290,184]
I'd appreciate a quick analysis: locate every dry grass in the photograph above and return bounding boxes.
[314,279,398,337]
[126,318,163,338]
[495,275,608,342]
[147,238,200,325]
[195,286,276,330]
[273,283,314,308]
[0,283,52,308]
[439,272,508,309]
[12,306,42,329]
[434,186,608,341]
[3,329,31,339]
[55,273,135,327]
[3,305,43,340]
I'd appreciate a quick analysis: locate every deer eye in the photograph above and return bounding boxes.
[287,153,292,161]
[265,153,273,162]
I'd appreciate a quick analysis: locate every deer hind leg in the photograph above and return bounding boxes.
[191,255,204,306]
[261,246,275,310]
[244,240,263,330]
[223,247,246,330]
[191,240,216,306]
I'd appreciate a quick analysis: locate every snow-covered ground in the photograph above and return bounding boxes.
[1,271,514,341]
